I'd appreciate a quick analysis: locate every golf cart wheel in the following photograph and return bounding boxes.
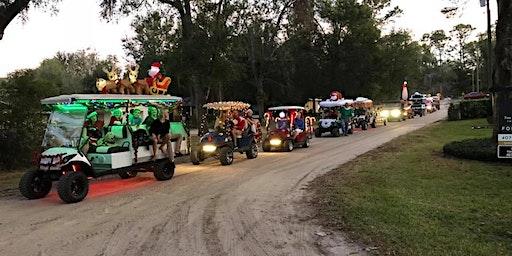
[384,120,387,126]
[284,140,294,152]
[262,141,271,152]
[190,150,202,165]
[303,138,311,148]
[154,160,175,181]
[246,143,258,159]
[19,170,52,200]
[331,128,340,137]
[314,129,322,138]
[347,127,353,134]
[219,147,234,165]
[57,171,89,204]
[118,170,137,179]
[371,121,376,128]
[362,122,368,130]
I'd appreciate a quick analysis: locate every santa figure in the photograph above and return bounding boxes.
[146,61,162,87]
[330,91,343,101]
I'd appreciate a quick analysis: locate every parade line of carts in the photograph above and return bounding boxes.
[19,92,439,203]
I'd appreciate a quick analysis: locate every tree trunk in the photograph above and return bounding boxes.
[493,0,512,139]
[0,0,31,40]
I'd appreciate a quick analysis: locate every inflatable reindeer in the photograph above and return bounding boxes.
[127,65,151,95]
[96,65,131,94]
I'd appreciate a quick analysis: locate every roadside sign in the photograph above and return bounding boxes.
[498,146,512,159]
[497,98,512,158]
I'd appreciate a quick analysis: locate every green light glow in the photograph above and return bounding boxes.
[54,104,88,112]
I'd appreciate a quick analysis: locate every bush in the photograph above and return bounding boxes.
[443,138,508,162]
[448,99,492,121]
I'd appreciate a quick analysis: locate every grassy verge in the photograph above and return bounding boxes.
[0,171,23,195]
[310,119,512,255]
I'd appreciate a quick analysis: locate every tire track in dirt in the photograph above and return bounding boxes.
[0,109,446,256]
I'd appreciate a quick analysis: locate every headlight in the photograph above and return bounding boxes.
[269,139,282,146]
[202,144,217,153]
[380,110,390,118]
[391,109,401,118]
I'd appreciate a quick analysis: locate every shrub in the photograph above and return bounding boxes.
[448,99,492,121]
[443,138,509,162]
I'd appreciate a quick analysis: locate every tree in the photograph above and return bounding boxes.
[0,0,60,40]
[493,0,512,138]
[423,30,450,65]
[450,24,475,67]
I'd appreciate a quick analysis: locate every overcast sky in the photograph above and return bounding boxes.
[0,0,498,77]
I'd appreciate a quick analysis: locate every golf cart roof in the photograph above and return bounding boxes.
[319,99,354,108]
[203,101,250,111]
[268,106,305,111]
[354,97,373,103]
[41,94,183,105]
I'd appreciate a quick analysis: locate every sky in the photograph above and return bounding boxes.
[0,0,498,77]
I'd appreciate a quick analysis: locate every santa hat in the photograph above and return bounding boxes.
[151,61,162,68]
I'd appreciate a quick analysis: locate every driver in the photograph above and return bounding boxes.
[231,110,247,146]
[292,112,305,139]
[214,111,228,132]
[81,111,104,154]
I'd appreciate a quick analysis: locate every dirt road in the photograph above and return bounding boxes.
[0,109,446,256]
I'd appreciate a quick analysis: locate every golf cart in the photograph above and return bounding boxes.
[19,94,188,203]
[410,92,427,117]
[353,97,377,130]
[190,101,258,166]
[377,101,408,122]
[315,99,354,137]
[262,106,312,152]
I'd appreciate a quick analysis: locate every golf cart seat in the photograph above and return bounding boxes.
[95,125,130,153]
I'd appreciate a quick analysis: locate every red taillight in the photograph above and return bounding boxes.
[31,151,41,166]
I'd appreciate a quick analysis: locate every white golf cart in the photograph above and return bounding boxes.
[315,99,354,137]
[19,94,189,203]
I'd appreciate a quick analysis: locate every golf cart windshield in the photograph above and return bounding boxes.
[42,104,87,148]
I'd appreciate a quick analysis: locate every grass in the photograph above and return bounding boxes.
[310,119,512,255]
[0,170,23,195]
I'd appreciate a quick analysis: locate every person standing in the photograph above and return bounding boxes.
[339,103,354,136]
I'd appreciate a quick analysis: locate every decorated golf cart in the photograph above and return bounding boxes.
[190,101,259,166]
[410,92,427,117]
[315,94,354,137]
[262,106,312,152]
[19,94,189,203]
[352,97,378,130]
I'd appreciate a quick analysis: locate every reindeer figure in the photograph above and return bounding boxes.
[129,65,151,95]
[101,65,131,94]
[119,65,137,94]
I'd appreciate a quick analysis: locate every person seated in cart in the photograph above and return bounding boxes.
[149,109,173,160]
[169,106,184,157]
[81,111,105,154]
[129,108,143,126]
[214,110,229,132]
[109,108,125,125]
[276,112,290,130]
[245,109,257,134]
[143,106,159,126]
[292,111,305,140]
[231,110,247,142]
